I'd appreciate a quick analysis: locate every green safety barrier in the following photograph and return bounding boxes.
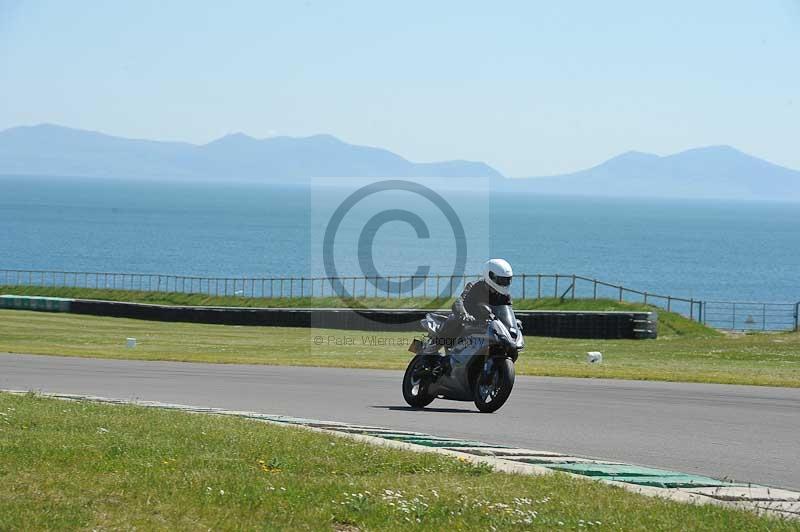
[0,295,73,312]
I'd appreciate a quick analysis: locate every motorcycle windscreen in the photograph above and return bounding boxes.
[491,305,516,329]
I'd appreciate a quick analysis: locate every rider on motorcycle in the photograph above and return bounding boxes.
[423,258,513,354]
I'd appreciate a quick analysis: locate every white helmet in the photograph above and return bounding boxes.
[482,258,513,296]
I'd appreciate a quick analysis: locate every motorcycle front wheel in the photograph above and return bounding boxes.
[473,357,515,413]
[402,355,436,408]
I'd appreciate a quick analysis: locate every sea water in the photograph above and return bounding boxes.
[1,175,798,303]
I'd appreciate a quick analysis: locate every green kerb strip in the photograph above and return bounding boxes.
[374,434,495,447]
[547,463,741,488]
[402,439,494,448]
[517,458,594,465]
[353,431,429,438]
[604,475,741,489]
[548,463,676,477]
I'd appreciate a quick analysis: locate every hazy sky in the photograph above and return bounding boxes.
[1,1,798,176]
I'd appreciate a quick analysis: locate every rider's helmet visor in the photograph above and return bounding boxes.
[489,272,512,286]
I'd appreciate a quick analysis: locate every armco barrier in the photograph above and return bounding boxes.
[1,295,657,339]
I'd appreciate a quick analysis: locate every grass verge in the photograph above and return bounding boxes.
[2,309,799,387]
[1,392,795,530]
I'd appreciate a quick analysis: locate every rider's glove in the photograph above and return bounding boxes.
[462,313,476,324]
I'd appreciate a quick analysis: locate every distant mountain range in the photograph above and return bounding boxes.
[516,146,800,201]
[0,124,501,180]
[1,124,799,200]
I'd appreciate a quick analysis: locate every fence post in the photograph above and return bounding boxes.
[795,302,800,332]
[619,286,623,302]
[571,274,576,299]
[521,273,526,299]
[644,291,648,305]
[732,302,736,329]
[537,274,541,299]
[593,279,597,300]
[554,275,559,298]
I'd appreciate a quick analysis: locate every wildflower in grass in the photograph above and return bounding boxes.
[257,457,283,473]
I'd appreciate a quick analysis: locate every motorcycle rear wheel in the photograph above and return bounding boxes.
[473,357,515,413]
[402,355,436,408]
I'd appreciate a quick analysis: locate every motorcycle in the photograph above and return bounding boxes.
[402,304,524,413]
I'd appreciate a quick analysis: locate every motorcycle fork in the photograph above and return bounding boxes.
[480,357,495,379]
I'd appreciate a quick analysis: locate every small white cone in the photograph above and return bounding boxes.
[587,351,602,364]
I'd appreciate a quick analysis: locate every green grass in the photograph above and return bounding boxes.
[2,309,799,387]
[0,285,709,337]
[1,392,795,530]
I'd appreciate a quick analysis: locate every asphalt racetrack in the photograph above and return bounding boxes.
[2,353,799,490]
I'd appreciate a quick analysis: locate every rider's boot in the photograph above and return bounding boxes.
[419,335,448,379]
